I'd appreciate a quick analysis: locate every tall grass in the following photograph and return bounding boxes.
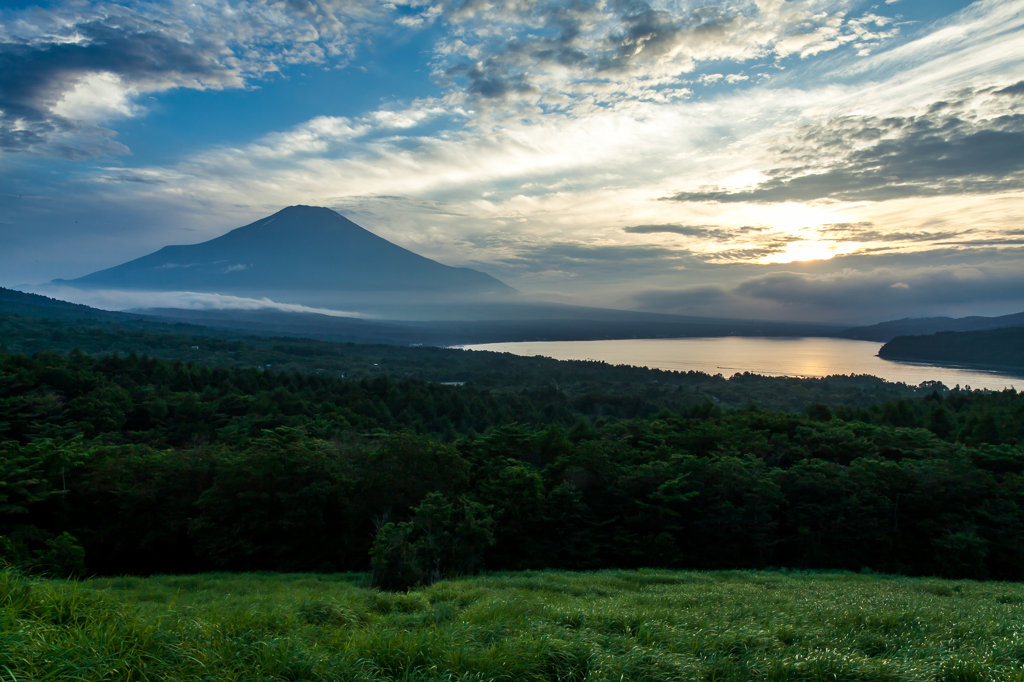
[2,568,1022,681]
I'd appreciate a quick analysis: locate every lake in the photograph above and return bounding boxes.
[463,337,1023,391]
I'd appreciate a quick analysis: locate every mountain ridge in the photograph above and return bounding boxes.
[839,311,1024,342]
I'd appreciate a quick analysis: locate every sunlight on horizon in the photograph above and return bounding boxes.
[758,240,857,264]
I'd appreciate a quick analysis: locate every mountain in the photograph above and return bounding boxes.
[839,311,1024,342]
[56,206,513,300]
[879,327,1024,370]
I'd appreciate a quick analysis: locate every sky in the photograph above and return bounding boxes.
[1,0,1023,324]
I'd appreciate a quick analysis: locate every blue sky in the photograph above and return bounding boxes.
[1,0,1023,323]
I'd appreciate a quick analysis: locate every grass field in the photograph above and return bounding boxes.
[2,569,1023,681]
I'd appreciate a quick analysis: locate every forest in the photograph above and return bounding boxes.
[1,311,937,412]
[1,345,1021,587]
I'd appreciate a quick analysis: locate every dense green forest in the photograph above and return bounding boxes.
[1,312,936,412]
[880,326,1024,369]
[1,347,1021,585]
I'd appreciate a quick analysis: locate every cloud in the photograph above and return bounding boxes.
[24,285,373,318]
[735,265,1024,309]
[0,0,394,157]
[668,85,1024,204]
[623,224,766,240]
[814,222,963,244]
[452,238,697,291]
[631,284,731,310]
[487,241,690,272]
[627,259,1024,322]
[997,80,1024,96]
[431,0,899,114]
[155,262,199,270]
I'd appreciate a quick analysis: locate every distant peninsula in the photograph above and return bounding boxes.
[879,326,1024,370]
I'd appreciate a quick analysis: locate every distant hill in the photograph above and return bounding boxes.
[0,287,134,322]
[840,311,1024,342]
[141,305,845,346]
[879,326,1024,370]
[56,205,513,299]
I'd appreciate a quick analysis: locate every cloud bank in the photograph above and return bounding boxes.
[26,286,373,318]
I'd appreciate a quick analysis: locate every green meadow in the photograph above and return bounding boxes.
[3,568,1023,682]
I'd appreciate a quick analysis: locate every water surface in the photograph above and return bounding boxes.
[464,337,1022,391]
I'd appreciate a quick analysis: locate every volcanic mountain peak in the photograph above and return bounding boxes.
[59,206,513,298]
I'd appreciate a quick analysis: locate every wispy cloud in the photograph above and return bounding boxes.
[624,224,766,240]
[25,285,374,318]
[667,85,1024,203]
[431,0,899,116]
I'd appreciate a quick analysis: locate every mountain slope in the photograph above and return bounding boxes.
[0,287,135,322]
[57,206,512,297]
[839,311,1024,342]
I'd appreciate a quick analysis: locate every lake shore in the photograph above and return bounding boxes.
[465,336,1024,391]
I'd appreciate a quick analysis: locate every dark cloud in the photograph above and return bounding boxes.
[598,1,745,72]
[93,169,167,185]
[623,223,766,240]
[996,80,1024,96]
[630,283,730,309]
[814,222,962,243]
[459,239,695,286]
[626,259,1024,321]
[445,62,536,99]
[504,242,687,266]
[696,242,791,262]
[736,266,1024,309]
[0,12,250,158]
[626,223,723,237]
[667,88,1024,203]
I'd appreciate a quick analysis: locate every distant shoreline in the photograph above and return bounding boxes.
[878,354,1024,379]
[464,337,1021,391]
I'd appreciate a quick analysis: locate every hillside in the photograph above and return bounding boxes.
[5,570,1022,682]
[57,205,513,299]
[879,326,1024,369]
[841,311,1024,342]
[0,287,134,322]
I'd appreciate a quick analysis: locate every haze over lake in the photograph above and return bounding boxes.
[465,337,1023,392]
